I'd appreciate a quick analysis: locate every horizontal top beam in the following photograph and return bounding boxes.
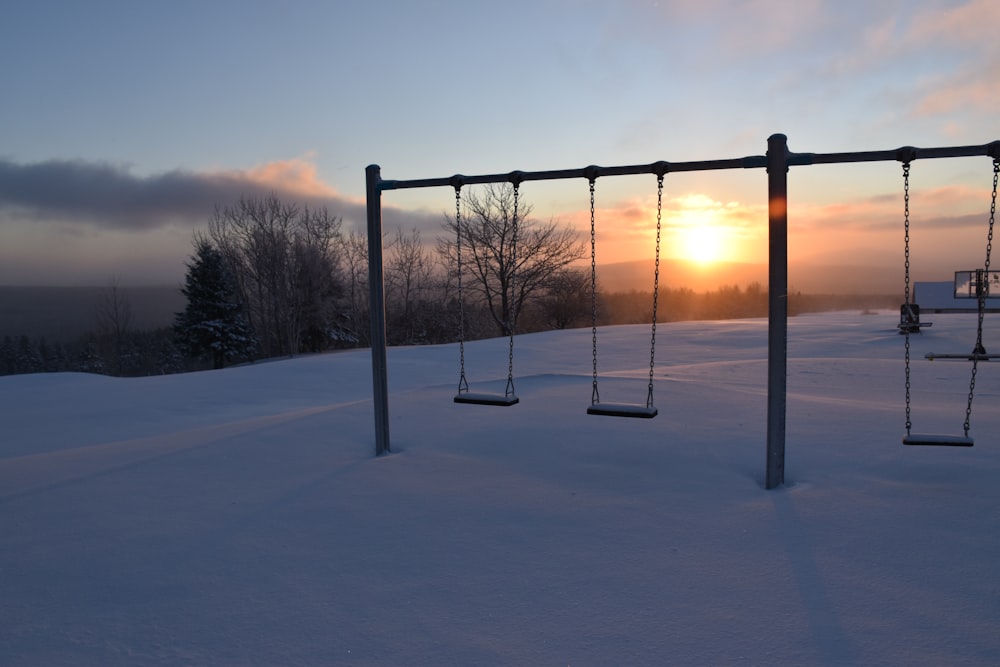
[373,139,1000,192]
[377,156,767,191]
[789,141,1000,166]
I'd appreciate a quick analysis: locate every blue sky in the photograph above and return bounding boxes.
[1,0,998,285]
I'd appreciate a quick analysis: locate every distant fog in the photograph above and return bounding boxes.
[0,260,924,344]
[594,259,907,295]
[0,286,185,343]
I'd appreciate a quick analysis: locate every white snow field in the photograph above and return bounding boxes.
[1,310,998,666]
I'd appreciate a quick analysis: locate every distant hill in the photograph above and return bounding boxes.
[596,260,768,293]
[0,286,185,343]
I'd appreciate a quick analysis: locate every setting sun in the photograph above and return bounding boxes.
[586,191,764,273]
[679,223,727,265]
[669,194,740,265]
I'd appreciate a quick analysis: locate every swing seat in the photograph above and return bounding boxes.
[897,303,932,333]
[897,321,931,333]
[587,403,658,419]
[925,353,994,361]
[454,392,519,407]
[902,433,974,447]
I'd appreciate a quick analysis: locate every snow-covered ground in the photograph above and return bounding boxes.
[2,310,998,666]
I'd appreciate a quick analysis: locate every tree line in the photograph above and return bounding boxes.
[0,188,899,377]
[171,186,589,369]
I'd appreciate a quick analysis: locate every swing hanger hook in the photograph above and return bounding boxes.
[652,161,670,177]
[896,146,918,164]
[584,165,601,183]
[449,174,465,191]
[507,170,525,187]
[987,141,1000,162]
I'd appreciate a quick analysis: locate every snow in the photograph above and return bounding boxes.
[1,310,998,666]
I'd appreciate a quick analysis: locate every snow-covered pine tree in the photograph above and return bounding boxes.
[174,237,256,369]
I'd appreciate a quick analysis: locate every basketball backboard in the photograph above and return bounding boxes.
[954,269,1000,298]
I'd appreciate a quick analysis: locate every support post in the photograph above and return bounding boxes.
[366,164,390,456]
[766,134,788,489]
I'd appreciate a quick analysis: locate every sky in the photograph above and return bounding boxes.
[2,311,999,663]
[1,0,998,286]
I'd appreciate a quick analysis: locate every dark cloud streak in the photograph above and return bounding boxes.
[0,158,265,229]
[0,157,464,246]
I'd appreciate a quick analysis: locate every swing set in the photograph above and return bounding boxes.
[365,134,1000,489]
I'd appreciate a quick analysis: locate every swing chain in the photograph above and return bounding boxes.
[647,174,664,408]
[588,171,663,410]
[589,176,600,404]
[902,161,912,433]
[454,184,469,394]
[963,157,999,435]
[505,182,520,398]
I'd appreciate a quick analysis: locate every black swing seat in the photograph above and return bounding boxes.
[898,321,932,333]
[454,392,519,407]
[587,403,658,419]
[925,352,994,361]
[902,433,974,447]
[898,303,931,333]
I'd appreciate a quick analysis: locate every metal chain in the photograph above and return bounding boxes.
[455,185,469,395]
[963,158,998,435]
[902,162,912,434]
[589,177,600,405]
[505,182,519,398]
[589,172,663,409]
[647,174,664,409]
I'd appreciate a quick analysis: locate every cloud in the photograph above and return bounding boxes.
[906,0,1000,119]
[753,0,998,136]
[907,0,998,45]
[0,157,368,232]
[792,183,994,233]
[914,68,1000,118]
[637,0,826,56]
[0,155,451,244]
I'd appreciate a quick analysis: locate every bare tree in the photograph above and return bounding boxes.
[207,195,343,357]
[385,228,436,344]
[96,274,132,374]
[289,206,344,352]
[538,267,591,330]
[342,230,370,346]
[439,183,585,336]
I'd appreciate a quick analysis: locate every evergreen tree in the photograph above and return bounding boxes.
[0,336,15,375]
[174,237,256,369]
[16,335,42,374]
[76,337,106,375]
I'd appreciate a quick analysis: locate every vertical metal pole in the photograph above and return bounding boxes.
[366,164,390,456]
[766,134,788,489]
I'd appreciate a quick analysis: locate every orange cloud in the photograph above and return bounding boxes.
[906,0,1000,119]
[917,79,1000,117]
[244,157,340,199]
[791,183,993,235]
[908,0,999,44]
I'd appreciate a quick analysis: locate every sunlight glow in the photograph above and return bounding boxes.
[670,194,738,265]
[679,223,727,264]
